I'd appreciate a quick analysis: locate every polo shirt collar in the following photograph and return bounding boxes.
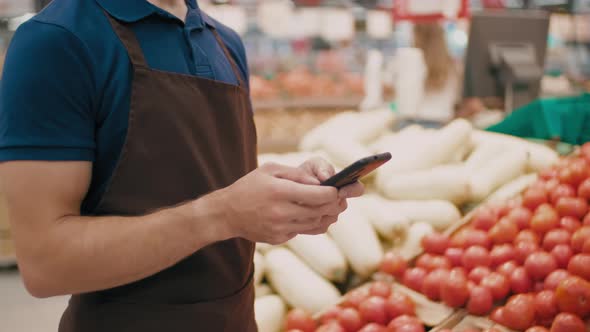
[95,0,216,29]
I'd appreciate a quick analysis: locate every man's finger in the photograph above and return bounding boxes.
[279,179,338,206]
[299,216,338,235]
[300,157,335,182]
[272,164,320,185]
[338,182,365,199]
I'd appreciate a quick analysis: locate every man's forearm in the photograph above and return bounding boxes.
[18,192,232,298]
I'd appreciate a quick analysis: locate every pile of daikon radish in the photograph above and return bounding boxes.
[253,111,559,332]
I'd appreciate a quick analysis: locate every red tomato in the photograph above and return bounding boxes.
[531,204,560,235]
[387,316,424,332]
[523,187,549,211]
[369,281,392,298]
[440,269,469,308]
[585,213,590,225]
[526,327,550,332]
[503,294,536,331]
[583,238,590,253]
[551,244,574,269]
[468,266,492,283]
[578,178,590,201]
[550,184,576,205]
[560,216,582,233]
[337,308,364,332]
[540,168,558,181]
[444,247,464,267]
[417,254,451,272]
[385,292,415,319]
[421,233,450,255]
[379,252,407,278]
[421,269,449,301]
[464,228,492,249]
[285,309,317,332]
[555,276,590,317]
[515,230,542,245]
[582,142,590,162]
[525,252,558,280]
[571,226,590,253]
[550,313,586,332]
[472,207,498,231]
[496,260,519,278]
[515,241,540,264]
[316,322,346,332]
[558,167,580,187]
[545,179,561,192]
[358,323,390,332]
[556,197,589,219]
[508,206,533,229]
[544,269,570,291]
[535,290,558,321]
[402,268,427,292]
[450,229,469,248]
[319,307,343,325]
[543,229,572,251]
[567,254,590,280]
[490,307,507,325]
[481,272,510,301]
[358,296,388,325]
[567,158,589,187]
[489,219,519,244]
[490,244,516,267]
[342,288,370,309]
[510,267,533,294]
[467,285,494,315]
[462,246,491,270]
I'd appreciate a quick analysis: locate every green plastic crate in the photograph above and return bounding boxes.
[486,93,590,146]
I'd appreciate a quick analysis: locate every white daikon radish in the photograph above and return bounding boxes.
[378,119,472,174]
[255,295,286,332]
[380,164,471,205]
[398,222,434,260]
[300,110,395,151]
[286,234,348,282]
[469,147,528,202]
[368,125,425,154]
[487,173,538,203]
[356,194,411,241]
[464,142,505,172]
[320,138,373,169]
[256,243,275,254]
[255,284,274,298]
[388,200,461,231]
[328,200,384,278]
[471,130,559,172]
[264,248,341,314]
[254,251,265,285]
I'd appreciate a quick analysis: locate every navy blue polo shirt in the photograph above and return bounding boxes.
[0,0,250,212]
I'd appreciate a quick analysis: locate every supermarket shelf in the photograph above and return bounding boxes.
[252,96,362,110]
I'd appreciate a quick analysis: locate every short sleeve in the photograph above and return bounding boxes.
[0,20,96,162]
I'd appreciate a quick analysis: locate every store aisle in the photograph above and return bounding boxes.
[0,269,68,331]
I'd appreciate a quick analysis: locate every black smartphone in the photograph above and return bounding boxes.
[321,152,392,189]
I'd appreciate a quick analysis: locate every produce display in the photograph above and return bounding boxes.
[377,143,590,332]
[252,110,576,332]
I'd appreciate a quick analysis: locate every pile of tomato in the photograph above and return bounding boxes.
[284,281,422,332]
[378,144,590,332]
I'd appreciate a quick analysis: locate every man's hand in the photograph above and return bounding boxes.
[213,162,350,245]
[214,158,364,245]
[297,157,365,199]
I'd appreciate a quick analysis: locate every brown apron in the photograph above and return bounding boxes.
[58,12,258,332]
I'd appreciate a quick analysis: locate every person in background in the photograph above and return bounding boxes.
[0,0,363,331]
[412,22,461,124]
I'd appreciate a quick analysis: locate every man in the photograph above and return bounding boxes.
[0,0,363,331]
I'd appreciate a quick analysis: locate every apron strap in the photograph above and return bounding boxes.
[211,29,246,89]
[103,11,149,68]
